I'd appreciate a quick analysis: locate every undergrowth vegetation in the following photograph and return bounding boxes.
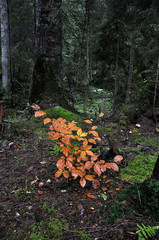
[32,104,123,188]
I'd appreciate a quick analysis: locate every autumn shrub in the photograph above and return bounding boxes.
[32,105,123,188]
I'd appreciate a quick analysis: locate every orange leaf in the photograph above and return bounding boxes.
[55,170,63,178]
[71,169,79,179]
[81,151,86,158]
[51,132,61,140]
[57,157,65,170]
[84,161,94,170]
[31,104,40,110]
[85,175,95,181]
[88,139,96,144]
[86,151,95,157]
[114,155,123,163]
[94,163,101,175]
[101,164,106,172]
[31,179,38,185]
[80,177,86,187]
[105,179,111,184]
[67,155,74,162]
[92,126,97,130]
[38,190,44,195]
[84,120,92,124]
[89,131,98,137]
[61,135,70,145]
[66,160,73,170]
[44,118,51,125]
[87,193,95,199]
[110,163,119,172]
[91,155,98,161]
[107,190,113,193]
[116,188,120,191]
[98,113,104,117]
[83,139,88,148]
[35,110,46,117]
[63,170,69,178]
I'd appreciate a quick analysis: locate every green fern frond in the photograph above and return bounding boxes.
[137,224,159,240]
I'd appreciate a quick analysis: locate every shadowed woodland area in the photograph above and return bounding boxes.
[0,0,159,239]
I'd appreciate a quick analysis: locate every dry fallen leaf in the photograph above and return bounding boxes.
[87,193,95,199]
[38,190,44,195]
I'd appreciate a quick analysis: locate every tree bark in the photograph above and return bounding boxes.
[152,156,159,181]
[125,35,135,104]
[152,57,159,124]
[30,0,63,104]
[0,0,11,97]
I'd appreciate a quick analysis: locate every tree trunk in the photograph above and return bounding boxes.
[0,0,11,97]
[152,156,159,181]
[30,0,63,104]
[84,0,93,114]
[152,57,159,124]
[125,36,135,104]
[113,36,119,113]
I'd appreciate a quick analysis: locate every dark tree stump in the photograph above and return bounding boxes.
[152,156,159,181]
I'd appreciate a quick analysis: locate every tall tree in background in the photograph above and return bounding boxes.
[30,0,63,103]
[0,0,11,97]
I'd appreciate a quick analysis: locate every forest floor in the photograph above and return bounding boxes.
[0,107,159,240]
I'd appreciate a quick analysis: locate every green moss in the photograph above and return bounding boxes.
[120,146,141,154]
[46,106,84,123]
[120,154,158,183]
[142,136,159,148]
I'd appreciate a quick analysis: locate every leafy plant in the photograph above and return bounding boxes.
[32,105,123,188]
[136,224,159,240]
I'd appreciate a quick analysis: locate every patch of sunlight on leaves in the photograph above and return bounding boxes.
[120,154,158,183]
